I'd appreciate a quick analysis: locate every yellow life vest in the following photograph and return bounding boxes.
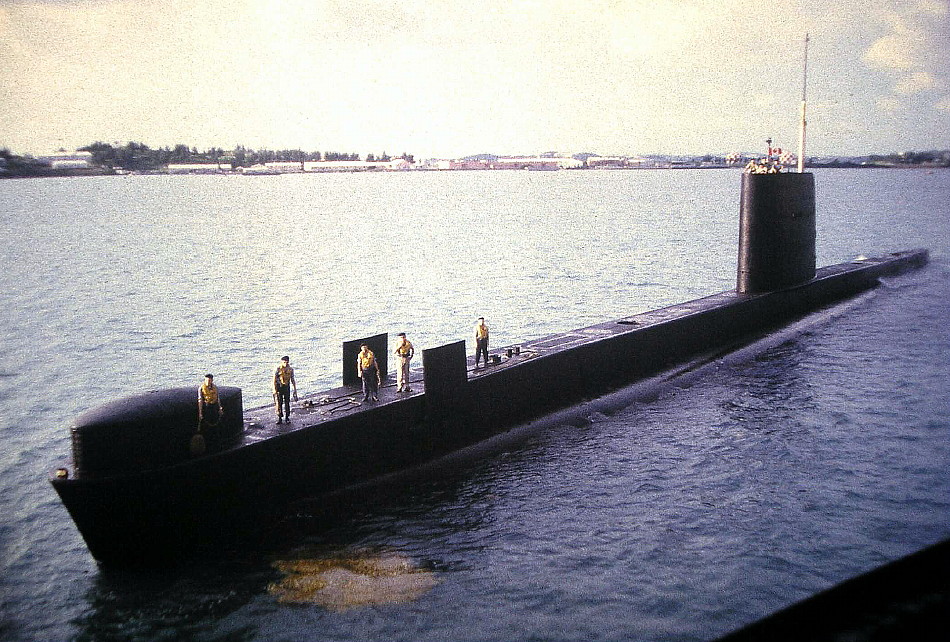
[359,350,376,370]
[276,364,293,385]
[475,324,489,339]
[396,341,413,356]
[200,383,219,405]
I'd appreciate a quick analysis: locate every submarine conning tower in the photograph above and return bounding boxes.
[737,172,816,294]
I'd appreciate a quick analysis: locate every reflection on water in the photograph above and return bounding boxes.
[269,549,438,610]
[73,561,270,641]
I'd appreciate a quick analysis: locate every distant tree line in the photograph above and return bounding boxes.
[74,142,414,171]
[886,150,950,166]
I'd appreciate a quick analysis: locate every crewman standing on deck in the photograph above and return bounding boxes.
[393,332,414,392]
[474,316,490,367]
[273,356,298,424]
[358,344,381,402]
[198,374,223,426]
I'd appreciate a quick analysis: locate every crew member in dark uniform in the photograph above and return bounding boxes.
[474,316,490,367]
[273,355,298,424]
[358,344,380,402]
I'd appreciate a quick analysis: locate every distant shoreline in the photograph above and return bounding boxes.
[5,144,948,178]
[3,163,948,180]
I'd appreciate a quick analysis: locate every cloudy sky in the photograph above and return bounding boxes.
[1,0,948,158]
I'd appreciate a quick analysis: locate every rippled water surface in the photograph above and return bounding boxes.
[1,168,948,641]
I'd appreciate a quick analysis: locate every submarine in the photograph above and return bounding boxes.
[50,171,929,566]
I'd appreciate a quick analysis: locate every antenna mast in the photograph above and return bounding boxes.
[797,33,810,173]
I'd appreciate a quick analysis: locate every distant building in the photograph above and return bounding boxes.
[37,151,93,170]
[489,156,583,170]
[265,161,304,173]
[240,164,279,175]
[725,152,745,166]
[436,159,490,170]
[388,157,413,171]
[586,156,645,169]
[669,159,697,168]
[303,160,388,172]
[167,163,230,174]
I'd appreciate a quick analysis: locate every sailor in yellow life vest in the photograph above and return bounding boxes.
[474,316,490,367]
[273,355,298,424]
[357,344,380,402]
[198,373,223,426]
[393,332,414,392]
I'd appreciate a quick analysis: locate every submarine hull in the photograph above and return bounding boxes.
[51,249,928,565]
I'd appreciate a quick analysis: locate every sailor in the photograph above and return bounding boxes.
[474,316,490,367]
[357,344,381,402]
[197,373,223,426]
[393,332,414,392]
[273,355,298,424]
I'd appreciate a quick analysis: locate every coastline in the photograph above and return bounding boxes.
[2,163,947,179]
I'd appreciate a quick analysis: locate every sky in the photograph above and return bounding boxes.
[1,0,948,159]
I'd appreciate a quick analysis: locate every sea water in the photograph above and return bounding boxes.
[0,168,948,641]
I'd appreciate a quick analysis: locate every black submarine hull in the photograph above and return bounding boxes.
[50,248,928,565]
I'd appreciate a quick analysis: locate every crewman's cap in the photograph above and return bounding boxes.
[281,356,289,361]
[397,333,406,337]
[205,373,214,379]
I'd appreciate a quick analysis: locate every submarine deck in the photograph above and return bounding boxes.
[238,252,914,448]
